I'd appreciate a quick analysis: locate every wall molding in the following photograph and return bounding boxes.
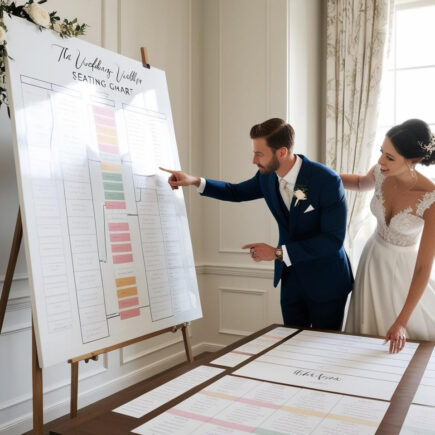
[0,296,32,334]
[0,264,272,335]
[1,264,275,280]
[196,263,273,279]
[218,286,268,336]
[0,272,28,282]
[120,335,184,365]
[2,295,31,312]
[0,359,107,412]
[0,321,31,335]
[120,328,193,365]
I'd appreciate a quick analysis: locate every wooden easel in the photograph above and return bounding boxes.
[0,209,44,434]
[0,47,195,433]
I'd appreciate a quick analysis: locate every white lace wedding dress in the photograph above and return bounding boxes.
[345,165,435,340]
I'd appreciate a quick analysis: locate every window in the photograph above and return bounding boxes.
[376,0,435,179]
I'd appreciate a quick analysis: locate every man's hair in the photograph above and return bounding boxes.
[250,118,295,151]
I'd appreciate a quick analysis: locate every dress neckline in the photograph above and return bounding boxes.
[377,168,434,228]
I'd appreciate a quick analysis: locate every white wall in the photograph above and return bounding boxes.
[196,0,323,349]
[196,0,287,349]
[0,1,322,433]
[288,0,323,161]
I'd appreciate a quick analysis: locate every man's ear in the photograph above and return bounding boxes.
[279,147,288,159]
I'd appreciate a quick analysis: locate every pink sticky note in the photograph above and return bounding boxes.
[110,233,131,242]
[106,201,126,210]
[108,222,129,231]
[111,243,132,253]
[118,297,139,309]
[94,115,116,127]
[113,254,134,264]
[120,307,140,320]
[93,105,114,118]
[99,144,119,154]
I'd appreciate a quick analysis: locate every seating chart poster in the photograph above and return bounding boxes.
[5,17,202,367]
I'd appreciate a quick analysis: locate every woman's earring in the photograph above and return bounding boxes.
[408,162,416,178]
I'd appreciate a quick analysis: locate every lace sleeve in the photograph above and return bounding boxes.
[373,164,384,194]
[416,191,435,217]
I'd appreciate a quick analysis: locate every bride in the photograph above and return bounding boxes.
[342,119,435,353]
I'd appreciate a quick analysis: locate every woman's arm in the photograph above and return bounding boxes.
[340,165,376,191]
[386,203,435,352]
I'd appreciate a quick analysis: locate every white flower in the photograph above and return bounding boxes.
[294,189,307,206]
[53,21,63,33]
[25,3,50,28]
[0,27,6,43]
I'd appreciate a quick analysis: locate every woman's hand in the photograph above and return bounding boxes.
[385,321,407,353]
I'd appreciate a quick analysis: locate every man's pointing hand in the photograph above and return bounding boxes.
[159,167,201,190]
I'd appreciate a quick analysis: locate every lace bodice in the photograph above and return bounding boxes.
[370,165,435,247]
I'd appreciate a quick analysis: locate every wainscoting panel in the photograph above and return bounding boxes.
[219,286,268,336]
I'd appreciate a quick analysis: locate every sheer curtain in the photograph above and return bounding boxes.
[325,0,395,264]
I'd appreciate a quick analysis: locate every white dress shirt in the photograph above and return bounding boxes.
[276,155,302,266]
[197,155,302,267]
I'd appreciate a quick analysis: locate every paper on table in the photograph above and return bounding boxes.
[209,352,251,368]
[312,394,390,434]
[132,375,389,435]
[131,376,264,434]
[400,404,435,434]
[210,327,298,367]
[412,347,435,407]
[113,365,224,418]
[234,329,418,401]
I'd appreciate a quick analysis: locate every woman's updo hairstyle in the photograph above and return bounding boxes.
[386,119,435,166]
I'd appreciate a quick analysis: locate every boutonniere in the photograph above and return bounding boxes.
[293,185,308,206]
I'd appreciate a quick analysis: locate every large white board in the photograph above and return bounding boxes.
[4,16,202,367]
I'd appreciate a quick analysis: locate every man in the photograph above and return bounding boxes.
[161,118,353,329]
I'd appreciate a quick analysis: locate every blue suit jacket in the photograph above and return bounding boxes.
[201,155,353,303]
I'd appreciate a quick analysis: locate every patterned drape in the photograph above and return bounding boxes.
[325,0,395,258]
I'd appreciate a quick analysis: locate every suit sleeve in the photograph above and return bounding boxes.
[285,175,347,264]
[201,172,264,202]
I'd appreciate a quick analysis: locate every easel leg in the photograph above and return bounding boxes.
[182,323,194,363]
[32,321,43,435]
[70,361,79,418]
[0,211,44,432]
[0,209,22,332]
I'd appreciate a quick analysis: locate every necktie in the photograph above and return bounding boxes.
[279,178,292,210]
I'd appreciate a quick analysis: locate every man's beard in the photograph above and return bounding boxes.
[257,152,279,174]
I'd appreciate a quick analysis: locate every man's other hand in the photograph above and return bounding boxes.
[159,167,201,190]
[242,243,276,262]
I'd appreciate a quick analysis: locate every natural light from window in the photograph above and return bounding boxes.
[375,1,435,180]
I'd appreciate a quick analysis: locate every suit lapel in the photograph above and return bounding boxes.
[287,155,312,237]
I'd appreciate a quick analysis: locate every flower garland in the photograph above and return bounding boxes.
[0,0,88,109]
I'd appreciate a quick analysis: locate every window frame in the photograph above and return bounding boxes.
[376,0,435,179]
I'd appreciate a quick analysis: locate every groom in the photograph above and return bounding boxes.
[161,118,353,329]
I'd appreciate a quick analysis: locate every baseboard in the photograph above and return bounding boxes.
[0,341,225,435]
